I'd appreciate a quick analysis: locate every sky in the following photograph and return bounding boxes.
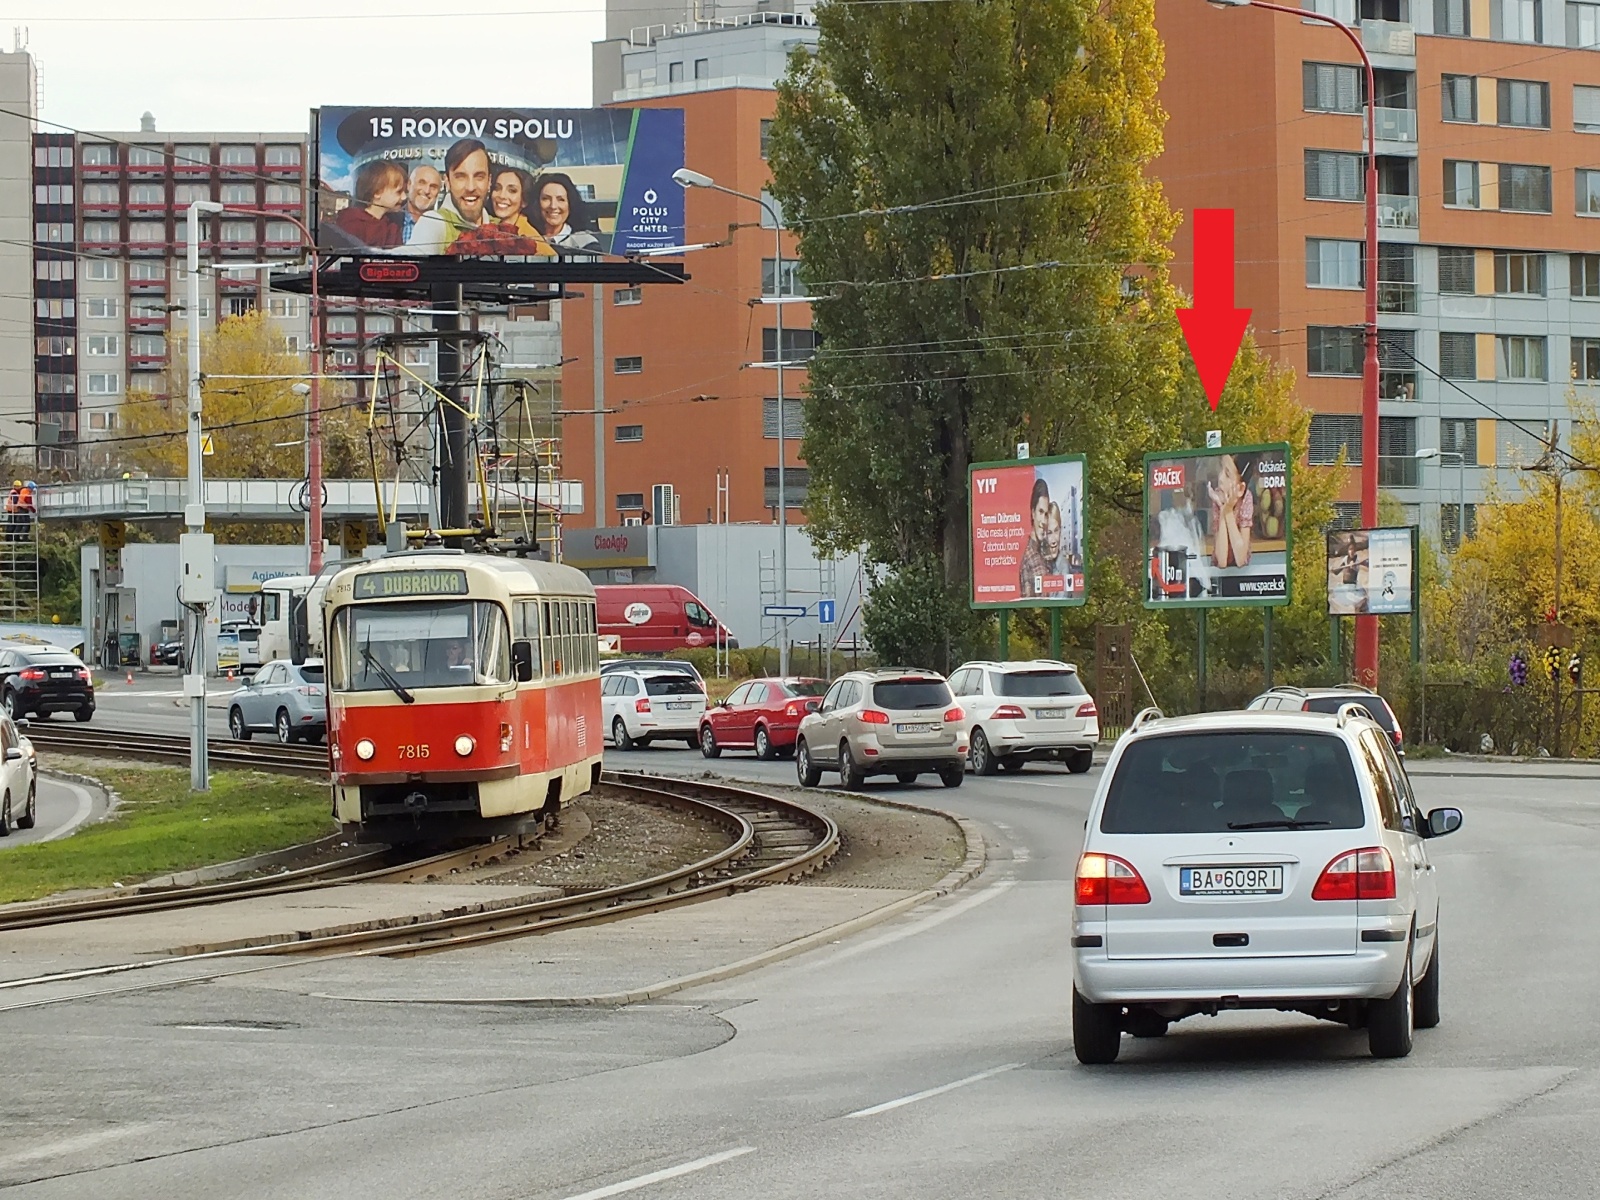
[20,1,608,136]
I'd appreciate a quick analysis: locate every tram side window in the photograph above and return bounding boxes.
[561,600,576,675]
[581,602,597,672]
[514,600,542,677]
[542,600,560,676]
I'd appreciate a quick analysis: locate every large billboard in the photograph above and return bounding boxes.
[313,107,685,258]
[1144,443,1291,608]
[1327,526,1415,615]
[969,454,1088,608]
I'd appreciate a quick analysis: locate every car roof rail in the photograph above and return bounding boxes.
[1335,702,1374,728]
[1128,706,1164,733]
[1339,682,1376,694]
[1268,684,1305,694]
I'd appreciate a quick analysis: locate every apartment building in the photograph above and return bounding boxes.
[567,1,819,529]
[1159,0,1600,548]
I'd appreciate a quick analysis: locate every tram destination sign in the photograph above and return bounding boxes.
[353,569,470,600]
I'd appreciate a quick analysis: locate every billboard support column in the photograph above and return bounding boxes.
[997,611,1009,659]
[1264,607,1274,689]
[435,286,469,534]
[1197,609,1208,711]
[1049,608,1061,659]
[1330,616,1342,680]
[1410,526,1421,666]
[593,286,606,529]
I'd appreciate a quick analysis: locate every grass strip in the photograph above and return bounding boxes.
[0,758,335,904]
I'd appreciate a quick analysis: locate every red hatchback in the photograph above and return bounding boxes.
[699,677,827,760]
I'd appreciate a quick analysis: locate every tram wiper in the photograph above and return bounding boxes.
[361,645,415,704]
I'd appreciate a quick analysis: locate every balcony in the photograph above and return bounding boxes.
[128,275,167,293]
[1378,280,1418,313]
[1380,369,1418,400]
[129,357,168,371]
[1377,194,1418,228]
[1360,19,1415,55]
[127,309,171,329]
[1368,107,1417,144]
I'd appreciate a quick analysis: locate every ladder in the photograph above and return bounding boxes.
[0,516,40,622]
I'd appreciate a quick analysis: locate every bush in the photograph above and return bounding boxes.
[860,558,981,673]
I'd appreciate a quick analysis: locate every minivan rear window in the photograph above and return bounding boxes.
[1301,696,1396,731]
[645,675,702,696]
[873,679,952,710]
[1100,732,1365,834]
[995,670,1087,698]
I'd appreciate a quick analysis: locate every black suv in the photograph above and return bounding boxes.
[0,645,95,721]
[1246,684,1403,757]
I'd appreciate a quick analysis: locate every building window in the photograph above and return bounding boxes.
[173,144,208,168]
[1436,0,1472,32]
[33,144,72,168]
[265,221,300,243]
[221,183,254,204]
[326,315,358,335]
[401,345,430,366]
[127,183,162,205]
[265,145,302,167]
[1440,418,1478,461]
[1496,334,1547,380]
[85,297,120,320]
[1437,246,1476,293]
[36,373,75,395]
[85,335,120,356]
[129,261,165,281]
[1573,254,1600,297]
[364,315,396,335]
[1378,244,1417,313]
[220,220,255,243]
[1439,331,1477,378]
[331,349,358,367]
[1578,169,1600,214]
[1304,150,1363,200]
[615,492,645,511]
[1308,414,1363,465]
[668,61,684,83]
[86,411,119,432]
[1441,74,1477,121]
[762,258,805,296]
[1378,416,1418,487]
[127,145,164,167]
[174,183,212,205]
[1572,338,1600,380]
[35,336,74,357]
[80,183,118,205]
[80,221,118,243]
[1443,160,1479,208]
[1303,62,1363,112]
[35,259,74,281]
[614,356,643,374]
[763,328,821,363]
[85,259,120,281]
[129,334,166,358]
[80,143,115,166]
[758,190,787,229]
[268,296,302,317]
[760,119,774,159]
[1306,238,1363,289]
[86,372,121,395]
[1570,0,1600,44]
[764,466,810,509]
[1306,326,1363,375]
[615,424,644,442]
[127,221,165,243]
[37,222,71,243]
[763,398,805,439]
[130,299,167,321]
[1498,79,1549,127]
[1379,329,1418,398]
[1498,164,1551,212]
[266,184,301,205]
[1493,0,1542,41]
[1494,251,1546,295]
[1441,504,1477,552]
[693,58,709,79]
[613,286,642,305]
[33,183,74,205]
[35,299,73,319]
[220,145,256,166]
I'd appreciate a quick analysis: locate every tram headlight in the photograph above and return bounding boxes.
[454,735,476,757]
[355,739,376,761]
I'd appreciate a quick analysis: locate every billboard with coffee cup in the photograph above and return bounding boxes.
[1143,443,1292,608]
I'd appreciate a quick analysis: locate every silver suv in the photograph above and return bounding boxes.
[950,659,1099,775]
[795,669,968,790]
[1072,705,1461,1064]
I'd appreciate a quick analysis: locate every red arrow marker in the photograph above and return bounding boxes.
[1176,208,1252,411]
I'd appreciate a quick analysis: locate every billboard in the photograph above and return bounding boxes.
[969,454,1088,608]
[313,107,685,258]
[1143,443,1291,608]
[1327,526,1415,615]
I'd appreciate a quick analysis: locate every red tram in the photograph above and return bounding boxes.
[322,550,602,841]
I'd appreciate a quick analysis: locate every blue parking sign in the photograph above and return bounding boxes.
[818,599,836,625]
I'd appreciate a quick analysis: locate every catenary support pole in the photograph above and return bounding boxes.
[185,200,221,792]
[435,286,468,534]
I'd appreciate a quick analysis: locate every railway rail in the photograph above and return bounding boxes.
[24,723,327,777]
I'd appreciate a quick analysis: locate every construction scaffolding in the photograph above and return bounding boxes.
[0,518,40,622]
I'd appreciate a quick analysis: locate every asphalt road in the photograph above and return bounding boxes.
[0,774,104,848]
[3,740,1598,1197]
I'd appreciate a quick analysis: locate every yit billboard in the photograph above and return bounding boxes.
[1327,526,1415,615]
[1143,443,1292,608]
[969,454,1088,609]
[313,107,685,258]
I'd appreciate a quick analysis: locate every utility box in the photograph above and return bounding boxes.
[178,532,216,605]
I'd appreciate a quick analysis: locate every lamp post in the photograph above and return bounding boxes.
[1209,0,1381,690]
[673,166,793,675]
[1414,447,1466,549]
[226,207,324,572]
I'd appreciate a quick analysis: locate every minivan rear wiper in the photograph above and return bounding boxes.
[1227,819,1333,830]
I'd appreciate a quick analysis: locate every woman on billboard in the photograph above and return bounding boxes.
[1206,452,1254,568]
[532,173,602,251]
[446,165,557,256]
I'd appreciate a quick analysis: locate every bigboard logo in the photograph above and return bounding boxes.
[624,602,653,625]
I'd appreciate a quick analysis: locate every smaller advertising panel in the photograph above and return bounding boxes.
[1327,526,1415,615]
[1143,443,1292,608]
[969,454,1088,609]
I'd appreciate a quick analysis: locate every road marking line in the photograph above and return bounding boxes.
[37,780,94,843]
[0,1123,156,1168]
[1012,846,1032,863]
[559,1147,756,1200]
[845,1063,1025,1119]
[821,880,1017,964]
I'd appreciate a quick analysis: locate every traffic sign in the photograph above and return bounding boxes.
[764,605,807,619]
[818,599,837,624]
[200,433,215,456]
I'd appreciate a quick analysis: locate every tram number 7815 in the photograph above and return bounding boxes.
[398,744,432,759]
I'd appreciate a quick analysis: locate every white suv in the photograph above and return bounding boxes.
[949,660,1099,775]
[601,668,707,750]
[1071,705,1461,1064]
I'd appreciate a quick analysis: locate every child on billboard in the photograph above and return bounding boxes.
[1205,452,1253,568]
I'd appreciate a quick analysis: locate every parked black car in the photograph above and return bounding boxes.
[150,639,186,668]
[0,645,95,721]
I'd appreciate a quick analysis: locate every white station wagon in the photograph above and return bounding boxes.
[1072,706,1461,1063]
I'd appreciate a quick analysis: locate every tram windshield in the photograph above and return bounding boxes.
[329,600,511,693]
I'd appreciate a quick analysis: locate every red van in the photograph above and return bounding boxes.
[595,585,739,653]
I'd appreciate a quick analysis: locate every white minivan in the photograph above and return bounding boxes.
[1072,706,1461,1063]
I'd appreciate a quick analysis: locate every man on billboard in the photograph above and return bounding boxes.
[400,164,441,242]
[404,138,491,254]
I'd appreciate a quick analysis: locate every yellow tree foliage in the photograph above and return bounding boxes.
[117,309,367,480]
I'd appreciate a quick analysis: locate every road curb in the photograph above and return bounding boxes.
[310,792,990,1009]
[140,833,349,889]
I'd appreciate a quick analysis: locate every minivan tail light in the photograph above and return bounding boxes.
[943,706,964,723]
[991,705,1026,720]
[1075,853,1151,905]
[1078,700,1098,718]
[1312,847,1395,901]
[635,697,652,713]
[858,708,889,725]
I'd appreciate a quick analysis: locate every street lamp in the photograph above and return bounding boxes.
[1208,0,1382,690]
[673,166,795,675]
[1414,447,1466,550]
